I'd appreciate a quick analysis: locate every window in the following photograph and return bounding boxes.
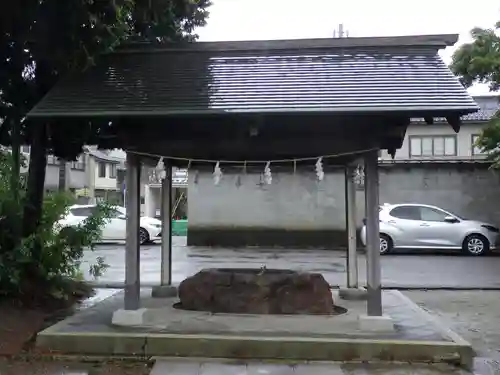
[409,136,456,157]
[390,205,450,222]
[70,207,94,217]
[419,207,448,222]
[71,154,86,170]
[389,206,421,220]
[21,145,30,153]
[109,163,117,178]
[46,155,58,165]
[108,209,122,218]
[471,134,485,155]
[98,162,106,178]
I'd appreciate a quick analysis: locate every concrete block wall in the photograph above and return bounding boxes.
[187,164,500,248]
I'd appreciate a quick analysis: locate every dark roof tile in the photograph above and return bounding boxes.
[85,146,124,163]
[412,95,500,123]
[28,35,478,119]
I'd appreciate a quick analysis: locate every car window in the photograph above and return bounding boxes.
[389,206,421,220]
[70,207,93,217]
[108,209,122,218]
[419,206,449,222]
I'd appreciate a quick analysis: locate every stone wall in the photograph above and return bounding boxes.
[187,163,500,248]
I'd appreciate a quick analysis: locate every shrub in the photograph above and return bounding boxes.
[0,149,112,306]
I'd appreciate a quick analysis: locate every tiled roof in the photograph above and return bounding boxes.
[413,95,500,123]
[28,34,477,119]
[85,146,124,163]
[461,96,500,121]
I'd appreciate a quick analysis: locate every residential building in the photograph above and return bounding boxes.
[85,147,125,204]
[20,146,126,204]
[20,145,89,192]
[379,95,499,162]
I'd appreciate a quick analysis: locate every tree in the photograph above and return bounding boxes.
[0,148,113,305]
[450,22,500,166]
[0,0,212,243]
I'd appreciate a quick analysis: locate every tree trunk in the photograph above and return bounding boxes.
[22,58,52,240]
[9,117,22,248]
[22,123,47,242]
[10,117,21,199]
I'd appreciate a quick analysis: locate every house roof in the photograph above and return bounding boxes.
[461,96,500,121]
[413,95,499,124]
[27,34,478,119]
[85,146,124,163]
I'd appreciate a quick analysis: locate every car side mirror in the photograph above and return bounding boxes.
[444,216,459,223]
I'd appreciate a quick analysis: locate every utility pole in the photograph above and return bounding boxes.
[333,23,349,38]
[58,159,70,192]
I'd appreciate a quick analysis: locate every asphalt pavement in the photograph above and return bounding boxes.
[81,236,500,289]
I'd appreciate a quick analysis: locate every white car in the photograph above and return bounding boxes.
[360,203,499,256]
[58,204,163,245]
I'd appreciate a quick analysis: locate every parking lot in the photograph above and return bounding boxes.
[81,237,500,289]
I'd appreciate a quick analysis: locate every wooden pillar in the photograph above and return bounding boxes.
[161,161,173,285]
[345,165,358,288]
[364,150,382,316]
[124,152,141,310]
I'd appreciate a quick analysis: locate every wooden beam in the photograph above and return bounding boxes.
[122,137,379,162]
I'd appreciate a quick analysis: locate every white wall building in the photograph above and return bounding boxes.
[143,168,188,218]
[83,147,125,204]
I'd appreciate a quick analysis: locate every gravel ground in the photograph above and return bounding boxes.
[406,290,500,373]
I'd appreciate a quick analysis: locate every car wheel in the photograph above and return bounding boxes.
[463,234,489,256]
[380,234,393,255]
[139,227,150,245]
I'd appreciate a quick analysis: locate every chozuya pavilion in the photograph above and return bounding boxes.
[27,34,478,362]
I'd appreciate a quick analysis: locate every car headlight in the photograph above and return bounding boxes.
[481,224,499,233]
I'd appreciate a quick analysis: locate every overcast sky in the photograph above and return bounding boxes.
[197,0,500,95]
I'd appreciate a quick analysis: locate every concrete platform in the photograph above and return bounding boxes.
[36,289,473,368]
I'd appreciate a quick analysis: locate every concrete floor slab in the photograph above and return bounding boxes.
[36,289,473,368]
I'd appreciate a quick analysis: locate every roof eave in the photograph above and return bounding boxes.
[27,105,479,120]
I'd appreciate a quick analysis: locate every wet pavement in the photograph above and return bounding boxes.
[0,359,152,375]
[0,359,477,375]
[81,237,500,289]
[150,360,473,374]
[43,290,455,343]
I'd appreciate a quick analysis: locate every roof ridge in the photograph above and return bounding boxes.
[112,34,458,54]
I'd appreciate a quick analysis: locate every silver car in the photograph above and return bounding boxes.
[360,203,499,256]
